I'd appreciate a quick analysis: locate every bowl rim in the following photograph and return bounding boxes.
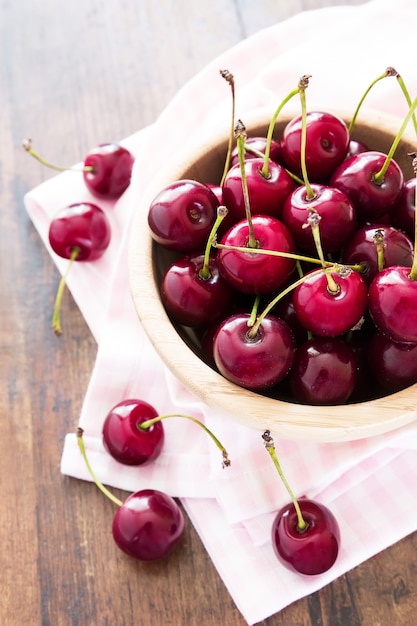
[128,106,417,442]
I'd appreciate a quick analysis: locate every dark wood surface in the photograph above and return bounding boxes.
[2,1,417,624]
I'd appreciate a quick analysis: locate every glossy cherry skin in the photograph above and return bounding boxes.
[161,253,233,327]
[293,268,368,337]
[229,136,282,167]
[213,313,295,390]
[83,143,134,198]
[48,202,111,260]
[290,336,357,404]
[218,215,296,295]
[280,111,350,183]
[390,177,416,239]
[368,266,417,344]
[102,399,164,466]
[330,151,404,221]
[222,157,295,221]
[112,489,184,561]
[347,139,369,157]
[148,179,219,252]
[281,184,356,253]
[342,224,414,285]
[272,499,340,575]
[367,331,417,392]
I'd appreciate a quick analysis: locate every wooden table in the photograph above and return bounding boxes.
[2,1,417,624]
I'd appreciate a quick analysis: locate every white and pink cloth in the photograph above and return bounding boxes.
[24,1,417,623]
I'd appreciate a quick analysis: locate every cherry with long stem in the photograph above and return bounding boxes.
[263,430,340,575]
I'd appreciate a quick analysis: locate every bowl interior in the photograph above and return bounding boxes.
[128,107,417,442]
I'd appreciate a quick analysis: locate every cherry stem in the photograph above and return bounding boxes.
[396,73,417,136]
[212,239,364,274]
[374,93,417,184]
[247,295,261,327]
[140,413,231,468]
[219,69,236,187]
[298,80,315,201]
[261,74,311,179]
[305,210,339,293]
[22,138,93,173]
[247,263,358,339]
[262,430,308,532]
[348,67,397,136]
[235,119,257,248]
[76,427,123,507]
[247,268,324,339]
[408,152,417,280]
[373,229,386,272]
[199,206,228,280]
[52,247,80,336]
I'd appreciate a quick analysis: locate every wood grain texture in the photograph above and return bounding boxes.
[2,1,417,625]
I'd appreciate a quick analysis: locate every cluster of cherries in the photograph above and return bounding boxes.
[23,138,135,334]
[147,70,417,406]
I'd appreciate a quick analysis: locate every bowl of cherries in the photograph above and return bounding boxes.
[128,71,417,443]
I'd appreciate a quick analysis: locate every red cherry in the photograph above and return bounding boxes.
[281,184,357,253]
[293,268,367,337]
[368,266,417,344]
[367,331,417,392]
[280,111,350,183]
[148,179,219,252]
[330,151,404,221]
[272,499,340,575]
[161,253,233,327]
[230,135,282,167]
[48,202,111,261]
[347,139,369,157]
[112,489,184,561]
[390,177,416,239]
[222,157,295,221]
[83,143,134,198]
[102,399,164,466]
[213,313,295,390]
[342,224,413,286]
[289,336,357,404]
[218,215,296,295]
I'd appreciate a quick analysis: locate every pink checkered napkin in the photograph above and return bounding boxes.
[25,0,417,624]
[184,450,417,625]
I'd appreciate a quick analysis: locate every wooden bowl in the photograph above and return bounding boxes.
[128,107,417,442]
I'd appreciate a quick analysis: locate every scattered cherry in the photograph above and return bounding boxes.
[112,489,185,561]
[262,430,340,575]
[82,142,134,198]
[48,202,111,261]
[23,138,134,199]
[271,499,340,575]
[102,399,164,466]
[48,202,111,334]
